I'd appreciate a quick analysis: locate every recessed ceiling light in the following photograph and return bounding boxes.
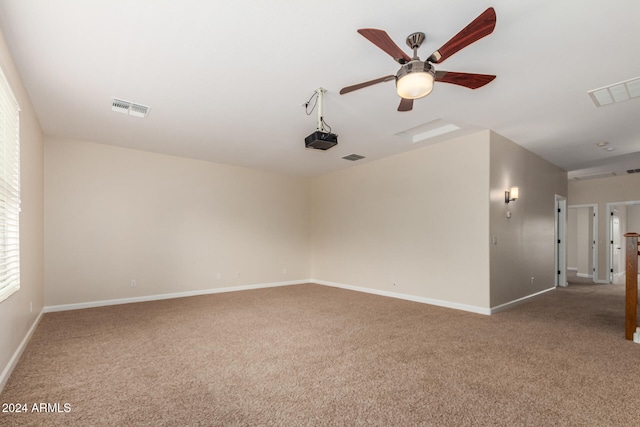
[604,147,615,152]
[595,141,608,147]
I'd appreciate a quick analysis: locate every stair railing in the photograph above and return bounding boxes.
[624,232,639,340]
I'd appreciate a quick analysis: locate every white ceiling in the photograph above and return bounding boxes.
[1,0,640,177]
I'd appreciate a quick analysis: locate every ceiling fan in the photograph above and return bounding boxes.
[340,7,497,112]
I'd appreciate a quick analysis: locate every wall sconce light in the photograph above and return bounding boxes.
[505,186,519,203]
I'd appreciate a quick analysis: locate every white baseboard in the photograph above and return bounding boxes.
[44,278,559,318]
[576,273,593,279]
[313,280,556,316]
[567,267,578,271]
[44,280,307,313]
[0,309,44,393]
[489,287,556,314]
[311,279,492,315]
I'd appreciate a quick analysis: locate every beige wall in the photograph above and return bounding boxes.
[489,132,567,307]
[569,173,640,282]
[0,30,44,388]
[44,138,310,306]
[310,131,491,310]
[44,130,568,313]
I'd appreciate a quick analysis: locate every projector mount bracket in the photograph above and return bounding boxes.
[315,87,326,132]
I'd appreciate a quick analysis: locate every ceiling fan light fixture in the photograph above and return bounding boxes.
[396,61,435,100]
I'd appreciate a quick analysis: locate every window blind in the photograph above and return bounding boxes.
[0,65,20,304]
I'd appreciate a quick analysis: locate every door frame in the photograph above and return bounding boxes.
[606,200,640,283]
[555,195,567,287]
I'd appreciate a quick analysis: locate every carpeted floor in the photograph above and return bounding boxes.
[1,283,639,426]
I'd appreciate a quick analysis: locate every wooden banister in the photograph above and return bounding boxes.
[624,232,639,340]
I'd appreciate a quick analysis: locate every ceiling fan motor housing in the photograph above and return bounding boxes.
[397,60,435,79]
[406,32,426,50]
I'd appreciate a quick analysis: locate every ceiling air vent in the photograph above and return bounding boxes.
[571,171,617,181]
[396,119,461,143]
[588,76,640,107]
[111,98,151,118]
[342,154,365,161]
[627,169,640,174]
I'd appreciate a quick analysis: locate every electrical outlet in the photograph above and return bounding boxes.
[283,268,287,275]
[216,273,222,280]
[130,279,137,288]
[530,277,534,284]
[29,301,32,313]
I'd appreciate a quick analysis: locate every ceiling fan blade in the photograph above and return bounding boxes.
[398,97,413,112]
[357,29,412,64]
[435,71,496,89]
[340,75,396,95]
[428,7,496,64]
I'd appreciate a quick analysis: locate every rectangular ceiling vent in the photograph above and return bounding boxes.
[571,171,617,181]
[342,154,365,161]
[588,76,640,107]
[627,168,640,174]
[395,119,461,143]
[111,98,151,118]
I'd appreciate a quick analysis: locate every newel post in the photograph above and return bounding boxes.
[624,232,639,340]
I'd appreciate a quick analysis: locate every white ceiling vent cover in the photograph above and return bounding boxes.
[588,76,640,107]
[396,119,461,143]
[571,171,617,181]
[112,98,151,118]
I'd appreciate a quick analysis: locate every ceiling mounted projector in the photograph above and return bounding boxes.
[305,130,338,150]
[304,88,337,150]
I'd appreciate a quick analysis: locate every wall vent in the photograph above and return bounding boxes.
[342,154,365,161]
[627,169,640,174]
[112,98,151,118]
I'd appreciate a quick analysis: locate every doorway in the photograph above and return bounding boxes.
[612,214,621,282]
[607,201,640,284]
[567,204,598,283]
